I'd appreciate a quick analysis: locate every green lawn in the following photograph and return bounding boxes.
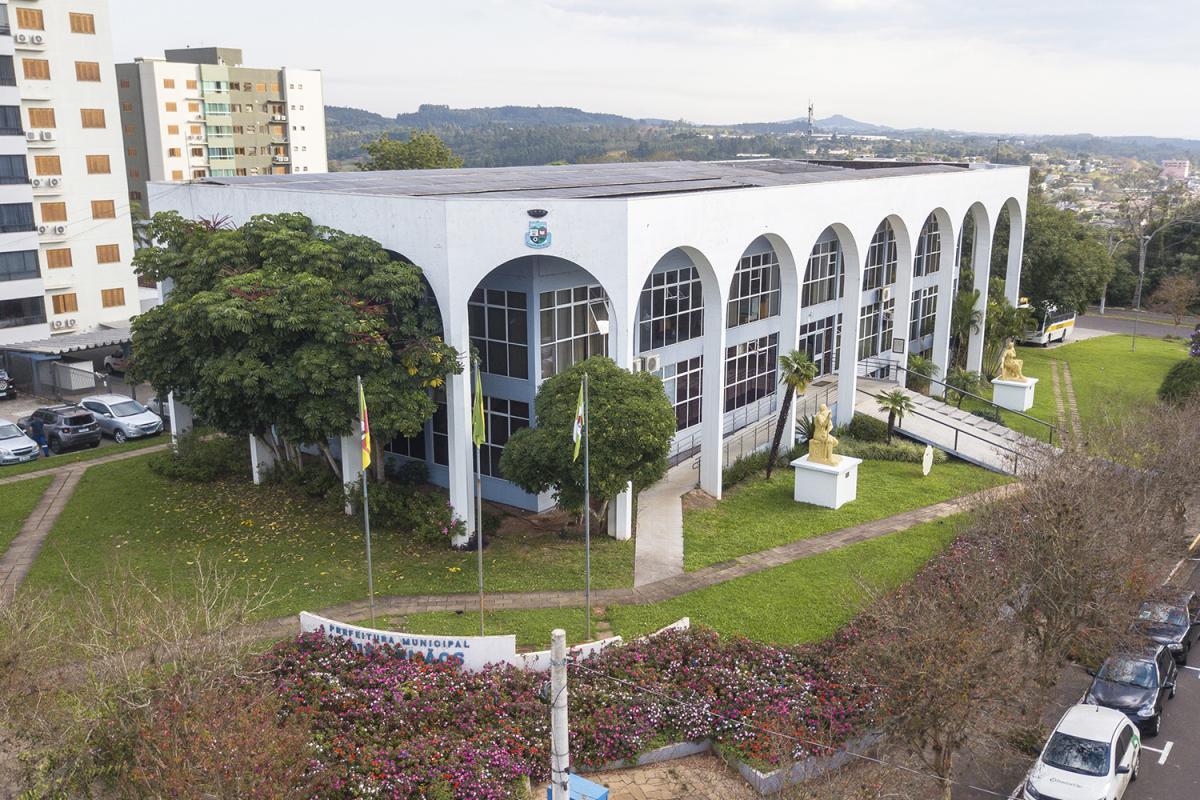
[684,459,1004,570]
[0,475,53,553]
[400,515,968,647]
[20,455,633,620]
[0,435,167,478]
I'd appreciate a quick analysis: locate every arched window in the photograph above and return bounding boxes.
[638,263,703,353]
[863,220,898,291]
[913,214,941,278]
[802,234,843,307]
[726,247,780,328]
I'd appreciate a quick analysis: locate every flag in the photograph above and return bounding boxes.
[358,379,371,470]
[572,378,585,462]
[472,361,486,448]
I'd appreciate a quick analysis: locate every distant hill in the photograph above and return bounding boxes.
[326,103,654,133]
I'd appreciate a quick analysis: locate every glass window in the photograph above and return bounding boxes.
[799,315,841,377]
[0,155,28,183]
[858,303,882,361]
[479,396,530,478]
[724,333,779,412]
[385,423,427,461]
[802,237,844,307]
[0,203,34,233]
[1042,732,1110,777]
[0,296,46,329]
[909,287,939,341]
[863,220,898,291]
[727,249,780,328]
[0,57,15,87]
[469,288,528,379]
[0,105,21,133]
[432,390,448,466]
[0,250,39,282]
[538,285,608,379]
[913,214,942,278]
[638,266,704,353]
[660,356,703,431]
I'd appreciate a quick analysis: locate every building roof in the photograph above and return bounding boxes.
[0,323,131,356]
[196,158,972,200]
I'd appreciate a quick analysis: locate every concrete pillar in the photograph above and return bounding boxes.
[249,434,275,485]
[966,215,994,374]
[930,218,958,392]
[698,300,727,498]
[889,225,915,383]
[443,312,475,547]
[835,240,866,427]
[777,244,802,450]
[1005,205,1024,307]
[340,427,364,515]
[166,391,193,447]
[608,486,632,541]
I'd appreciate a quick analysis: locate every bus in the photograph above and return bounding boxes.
[1019,301,1076,346]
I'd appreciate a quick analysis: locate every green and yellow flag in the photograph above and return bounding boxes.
[572,378,585,462]
[472,361,486,448]
[358,380,371,470]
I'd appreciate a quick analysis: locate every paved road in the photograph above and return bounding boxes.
[1076,312,1199,340]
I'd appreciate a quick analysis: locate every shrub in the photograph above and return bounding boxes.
[1158,358,1200,405]
[844,413,889,443]
[347,479,465,545]
[151,434,248,482]
[266,461,344,508]
[388,458,430,486]
[972,404,1004,424]
[837,437,948,464]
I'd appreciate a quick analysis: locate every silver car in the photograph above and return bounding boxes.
[0,418,40,465]
[79,394,164,444]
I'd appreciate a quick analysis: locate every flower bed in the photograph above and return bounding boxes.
[266,626,876,799]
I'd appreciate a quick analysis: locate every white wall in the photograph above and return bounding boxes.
[282,68,326,174]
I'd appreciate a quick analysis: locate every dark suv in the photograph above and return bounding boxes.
[0,369,14,400]
[18,405,102,453]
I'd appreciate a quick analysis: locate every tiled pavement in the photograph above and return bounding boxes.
[562,754,758,800]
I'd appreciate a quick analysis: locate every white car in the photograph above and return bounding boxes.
[1022,704,1139,800]
[0,418,40,465]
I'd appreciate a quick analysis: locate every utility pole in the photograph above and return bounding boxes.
[549,628,570,800]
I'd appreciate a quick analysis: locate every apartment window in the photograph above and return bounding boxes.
[91,200,116,219]
[661,356,703,431]
[45,248,73,269]
[189,147,203,157]
[188,102,201,113]
[167,147,180,157]
[163,78,175,89]
[40,201,67,223]
[15,8,44,29]
[96,244,120,264]
[799,314,841,377]
[270,83,279,93]
[86,155,111,174]
[538,285,609,379]
[28,107,55,128]
[22,59,50,81]
[75,61,101,82]
[909,286,939,341]
[164,102,177,112]
[0,155,28,184]
[188,125,201,135]
[119,79,129,89]
[126,147,136,157]
[913,214,942,278]
[638,265,703,353]
[0,250,39,282]
[255,82,266,92]
[34,155,61,176]
[0,106,20,134]
[186,79,197,90]
[863,220,898,292]
[167,124,180,135]
[468,288,529,379]
[128,168,140,179]
[123,123,134,135]
[121,102,133,113]
[0,57,15,87]
[726,249,780,328]
[51,293,79,314]
[129,191,142,202]
[724,333,779,412]
[235,168,247,176]
[171,170,183,181]
[101,288,126,308]
[191,169,207,179]
[0,297,46,329]
[69,12,97,34]
[802,237,844,307]
[80,109,106,128]
[232,125,244,135]
[478,397,530,478]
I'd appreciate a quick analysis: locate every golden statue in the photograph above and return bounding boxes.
[999,339,1028,382]
[808,403,841,466]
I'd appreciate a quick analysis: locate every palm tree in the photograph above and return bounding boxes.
[945,366,984,408]
[906,353,940,395]
[949,288,983,368]
[877,389,916,444]
[765,351,819,478]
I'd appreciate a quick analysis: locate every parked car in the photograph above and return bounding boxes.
[79,394,163,443]
[0,368,15,400]
[17,405,102,453]
[103,350,133,374]
[0,418,39,465]
[1132,597,1196,664]
[1022,704,1139,800]
[1084,645,1177,736]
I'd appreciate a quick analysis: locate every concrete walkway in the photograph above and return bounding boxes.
[0,469,83,604]
[0,441,170,487]
[633,459,697,586]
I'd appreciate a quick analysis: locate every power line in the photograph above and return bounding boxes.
[566,656,1012,799]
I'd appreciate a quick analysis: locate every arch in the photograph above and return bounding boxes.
[635,247,709,356]
[800,223,861,310]
[957,202,992,283]
[912,208,955,280]
[725,235,786,329]
[862,216,909,292]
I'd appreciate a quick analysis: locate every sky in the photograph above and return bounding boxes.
[108,0,1200,139]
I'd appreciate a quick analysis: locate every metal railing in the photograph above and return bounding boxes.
[860,357,1056,445]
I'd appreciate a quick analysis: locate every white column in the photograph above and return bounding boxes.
[607,283,634,541]
[777,250,802,450]
[929,220,958,391]
[444,313,474,547]
[166,391,193,447]
[340,428,363,515]
[699,301,727,498]
[966,219,994,374]
[889,231,915,383]
[249,434,275,485]
[835,244,866,427]
[1005,206,1024,306]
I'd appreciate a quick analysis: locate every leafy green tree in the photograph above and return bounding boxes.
[131,212,461,478]
[499,357,676,527]
[765,351,818,478]
[360,131,464,171]
[1158,359,1200,405]
[1003,194,1114,313]
[949,288,983,368]
[983,281,1032,379]
[877,390,916,444]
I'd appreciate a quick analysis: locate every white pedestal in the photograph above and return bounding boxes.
[991,376,1038,412]
[790,454,863,510]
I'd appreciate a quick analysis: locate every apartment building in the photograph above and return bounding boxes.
[0,0,139,345]
[116,47,326,205]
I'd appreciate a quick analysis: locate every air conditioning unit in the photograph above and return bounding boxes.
[25,131,38,142]
[52,224,66,235]
[31,34,45,44]
[51,319,64,330]
[14,33,29,44]
[31,177,43,188]
[37,224,48,235]
[631,357,644,373]
[878,287,892,303]
[48,177,61,187]
[643,354,661,374]
[39,130,55,141]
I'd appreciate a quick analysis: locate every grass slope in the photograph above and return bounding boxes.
[20,456,633,620]
[0,476,53,553]
[684,459,1003,570]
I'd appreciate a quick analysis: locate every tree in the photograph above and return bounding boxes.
[131,212,461,479]
[948,288,982,368]
[876,390,915,444]
[360,131,464,171]
[1148,274,1198,324]
[904,354,938,394]
[983,282,1032,379]
[944,367,983,408]
[1017,194,1115,313]
[499,357,676,527]
[765,351,818,478]
[1158,359,1200,405]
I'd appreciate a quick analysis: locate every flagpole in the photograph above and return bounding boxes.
[583,371,591,642]
[357,376,376,627]
[472,360,486,637]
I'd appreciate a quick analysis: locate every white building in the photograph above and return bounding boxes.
[0,0,139,345]
[152,159,1029,540]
